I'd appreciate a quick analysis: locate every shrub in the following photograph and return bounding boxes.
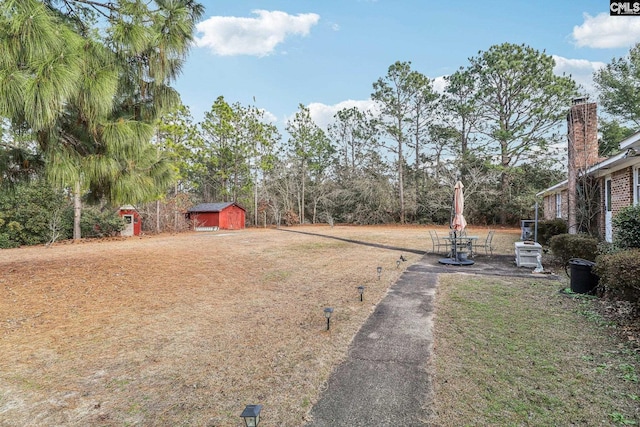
[549,233,598,265]
[0,181,73,247]
[80,207,125,238]
[594,249,640,305]
[0,232,19,249]
[613,204,640,249]
[537,218,568,246]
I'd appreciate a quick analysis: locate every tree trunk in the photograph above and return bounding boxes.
[460,117,468,158]
[173,182,179,232]
[398,140,405,224]
[73,181,82,240]
[254,169,259,227]
[499,171,509,225]
[312,197,317,224]
[499,143,510,225]
[300,161,306,224]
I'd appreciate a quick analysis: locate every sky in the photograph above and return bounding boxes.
[174,0,640,131]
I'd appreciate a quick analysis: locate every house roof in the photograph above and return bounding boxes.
[537,132,640,197]
[187,202,246,213]
[619,129,640,150]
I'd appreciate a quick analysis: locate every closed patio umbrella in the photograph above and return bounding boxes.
[439,181,473,265]
[452,181,467,232]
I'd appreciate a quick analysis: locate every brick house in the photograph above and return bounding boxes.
[537,100,640,242]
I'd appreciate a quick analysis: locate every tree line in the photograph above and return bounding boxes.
[1,1,637,243]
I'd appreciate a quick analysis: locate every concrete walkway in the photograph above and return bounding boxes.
[306,256,438,426]
[306,254,558,426]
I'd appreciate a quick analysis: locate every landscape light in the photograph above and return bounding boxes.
[240,404,262,427]
[377,266,382,280]
[357,286,365,301]
[324,307,334,330]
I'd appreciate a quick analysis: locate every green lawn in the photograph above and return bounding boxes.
[434,275,640,427]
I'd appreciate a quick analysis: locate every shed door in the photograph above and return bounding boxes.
[122,215,134,236]
[228,210,239,229]
[605,176,612,243]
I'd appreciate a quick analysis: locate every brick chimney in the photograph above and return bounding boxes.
[567,98,599,234]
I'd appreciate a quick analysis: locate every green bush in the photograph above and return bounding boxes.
[0,181,73,247]
[594,249,640,305]
[549,233,598,265]
[0,182,128,246]
[80,207,125,238]
[537,218,568,246]
[613,204,640,249]
[0,232,19,249]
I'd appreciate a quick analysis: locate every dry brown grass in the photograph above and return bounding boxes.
[3,224,502,426]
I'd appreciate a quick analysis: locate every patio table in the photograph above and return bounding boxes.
[442,235,479,258]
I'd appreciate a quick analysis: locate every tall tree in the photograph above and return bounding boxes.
[372,61,435,223]
[0,120,43,185]
[242,106,280,226]
[198,96,248,203]
[599,118,635,156]
[594,43,640,128]
[328,107,379,175]
[0,0,203,239]
[285,104,333,224]
[464,43,578,223]
[196,97,279,215]
[407,71,439,178]
[156,104,199,195]
[443,68,482,166]
[150,104,198,232]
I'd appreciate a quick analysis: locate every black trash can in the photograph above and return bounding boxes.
[568,258,599,294]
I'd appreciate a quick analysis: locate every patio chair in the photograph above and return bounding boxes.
[429,230,449,254]
[475,230,496,256]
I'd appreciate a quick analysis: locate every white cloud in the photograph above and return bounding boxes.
[297,100,379,130]
[432,76,448,94]
[572,12,640,48]
[259,109,278,125]
[195,10,320,56]
[552,55,606,97]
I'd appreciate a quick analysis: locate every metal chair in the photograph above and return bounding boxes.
[476,230,496,256]
[429,230,449,254]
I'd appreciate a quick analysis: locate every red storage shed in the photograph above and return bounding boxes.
[118,205,141,236]
[186,202,246,231]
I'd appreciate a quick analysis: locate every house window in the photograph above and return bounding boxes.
[555,193,562,218]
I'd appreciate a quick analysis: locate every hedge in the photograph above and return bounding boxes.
[594,249,640,305]
[549,233,598,265]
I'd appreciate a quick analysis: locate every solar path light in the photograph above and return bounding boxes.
[240,404,262,427]
[396,259,401,269]
[324,307,334,330]
[357,286,365,301]
[377,266,382,280]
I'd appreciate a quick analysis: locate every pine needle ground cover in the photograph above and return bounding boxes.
[434,275,640,427]
[0,225,435,426]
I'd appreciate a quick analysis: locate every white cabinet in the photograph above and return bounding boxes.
[515,242,542,267]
